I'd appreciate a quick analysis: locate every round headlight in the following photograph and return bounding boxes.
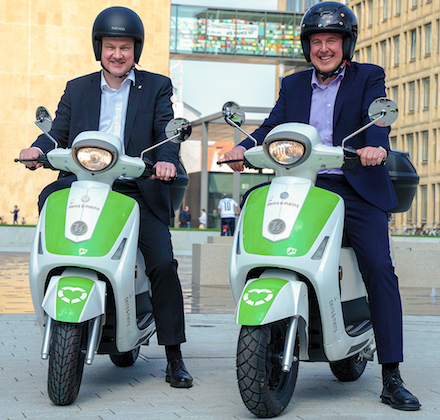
[267,140,305,165]
[75,147,115,172]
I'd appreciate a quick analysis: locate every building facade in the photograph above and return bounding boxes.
[348,0,440,232]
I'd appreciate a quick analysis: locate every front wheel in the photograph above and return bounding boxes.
[237,320,299,418]
[329,353,367,382]
[48,321,87,405]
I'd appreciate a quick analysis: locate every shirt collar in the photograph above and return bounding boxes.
[311,66,346,90]
[100,69,135,91]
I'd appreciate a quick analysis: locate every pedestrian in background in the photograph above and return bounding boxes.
[10,205,19,225]
[198,209,207,229]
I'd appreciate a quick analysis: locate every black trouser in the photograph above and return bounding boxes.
[38,176,186,346]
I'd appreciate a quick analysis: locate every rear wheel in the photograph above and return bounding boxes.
[110,347,140,367]
[329,353,367,382]
[237,320,299,418]
[48,321,87,405]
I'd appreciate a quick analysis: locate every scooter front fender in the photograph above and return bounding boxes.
[236,270,308,327]
[42,267,106,324]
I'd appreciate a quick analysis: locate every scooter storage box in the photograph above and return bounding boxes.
[387,150,419,213]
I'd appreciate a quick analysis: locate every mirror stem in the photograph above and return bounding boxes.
[341,112,385,149]
[226,117,258,147]
[140,137,173,159]
[35,122,58,148]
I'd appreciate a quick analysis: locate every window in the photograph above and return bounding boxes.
[436,74,439,107]
[407,133,414,161]
[394,35,400,65]
[421,185,427,222]
[423,77,430,108]
[412,0,418,8]
[425,23,432,55]
[383,0,388,20]
[368,0,373,26]
[410,29,417,60]
[381,40,387,68]
[390,136,397,150]
[366,45,372,63]
[355,50,360,62]
[396,0,401,15]
[356,3,362,26]
[409,82,415,112]
[422,131,429,161]
[392,86,399,104]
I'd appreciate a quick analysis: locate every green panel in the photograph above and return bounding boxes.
[243,185,340,257]
[45,189,135,257]
[238,278,288,325]
[55,277,95,322]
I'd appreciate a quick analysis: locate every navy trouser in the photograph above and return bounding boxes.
[316,174,403,365]
[38,175,186,346]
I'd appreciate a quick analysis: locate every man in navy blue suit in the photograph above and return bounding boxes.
[19,6,192,388]
[225,1,419,411]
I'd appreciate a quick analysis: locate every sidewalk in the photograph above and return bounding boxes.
[0,312,439,419]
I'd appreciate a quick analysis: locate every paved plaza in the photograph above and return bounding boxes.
[0,251,439,419]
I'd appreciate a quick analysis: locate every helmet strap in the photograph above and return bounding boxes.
[315,60,348,82]
[101,62,135,79]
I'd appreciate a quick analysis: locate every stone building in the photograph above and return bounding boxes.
[348,0,440,233]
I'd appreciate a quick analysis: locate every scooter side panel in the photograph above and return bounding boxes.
[243,185,340,257]
[44,189,135,257]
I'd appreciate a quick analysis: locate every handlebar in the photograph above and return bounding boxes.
[216,158,260,170]
[14,155,55,171]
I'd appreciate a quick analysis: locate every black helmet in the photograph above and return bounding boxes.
[92,6,144,63]
[300,1,358,63]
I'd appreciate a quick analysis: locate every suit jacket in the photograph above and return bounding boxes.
[32,69,178,225]
[239,62,398,212]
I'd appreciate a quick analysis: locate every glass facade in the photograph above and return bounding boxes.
[170,5,304,60]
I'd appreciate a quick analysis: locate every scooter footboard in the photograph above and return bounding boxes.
[236,270,308,327]
[42,267,106,323]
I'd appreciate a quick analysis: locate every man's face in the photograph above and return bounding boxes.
[309,32,344,78]
[101,37,135,78]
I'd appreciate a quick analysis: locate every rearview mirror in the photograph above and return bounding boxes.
[165,118,192,143]
[368,98,398,127]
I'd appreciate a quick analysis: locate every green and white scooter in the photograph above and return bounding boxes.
[19,107,190,406]
[221,99,417,418]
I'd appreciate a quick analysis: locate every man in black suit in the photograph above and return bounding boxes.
[19,6,192,388]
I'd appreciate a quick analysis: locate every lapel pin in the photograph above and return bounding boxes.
[138,85,142,89]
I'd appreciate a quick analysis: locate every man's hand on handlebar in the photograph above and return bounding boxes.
[19,147,43,169]
[222,146,246,172]
[151,161,176,181]
[356,146,387,167]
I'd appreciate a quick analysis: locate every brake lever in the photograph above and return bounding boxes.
[140,158,179,183]
[14,155,55,170]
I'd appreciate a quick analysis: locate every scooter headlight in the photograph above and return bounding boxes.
[74,146,117,172]
[264,139,306,166]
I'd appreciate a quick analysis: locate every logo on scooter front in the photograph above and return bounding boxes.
[268,218,286,235]
[70,221,88,236]
[58,286,88,304]
[243,288,274,306]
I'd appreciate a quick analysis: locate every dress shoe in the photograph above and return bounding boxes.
[381,368,420,411]
[166,358,193,388]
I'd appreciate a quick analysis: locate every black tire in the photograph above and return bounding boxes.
[109,347,140,367]
[48,321,87,406]
[237,321,299,418]
[329,353,367,382]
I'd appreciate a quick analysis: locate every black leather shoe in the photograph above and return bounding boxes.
[381,368,420,411]
[166,358,193,388]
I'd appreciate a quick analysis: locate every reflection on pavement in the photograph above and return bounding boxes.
[0,252,438,316]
